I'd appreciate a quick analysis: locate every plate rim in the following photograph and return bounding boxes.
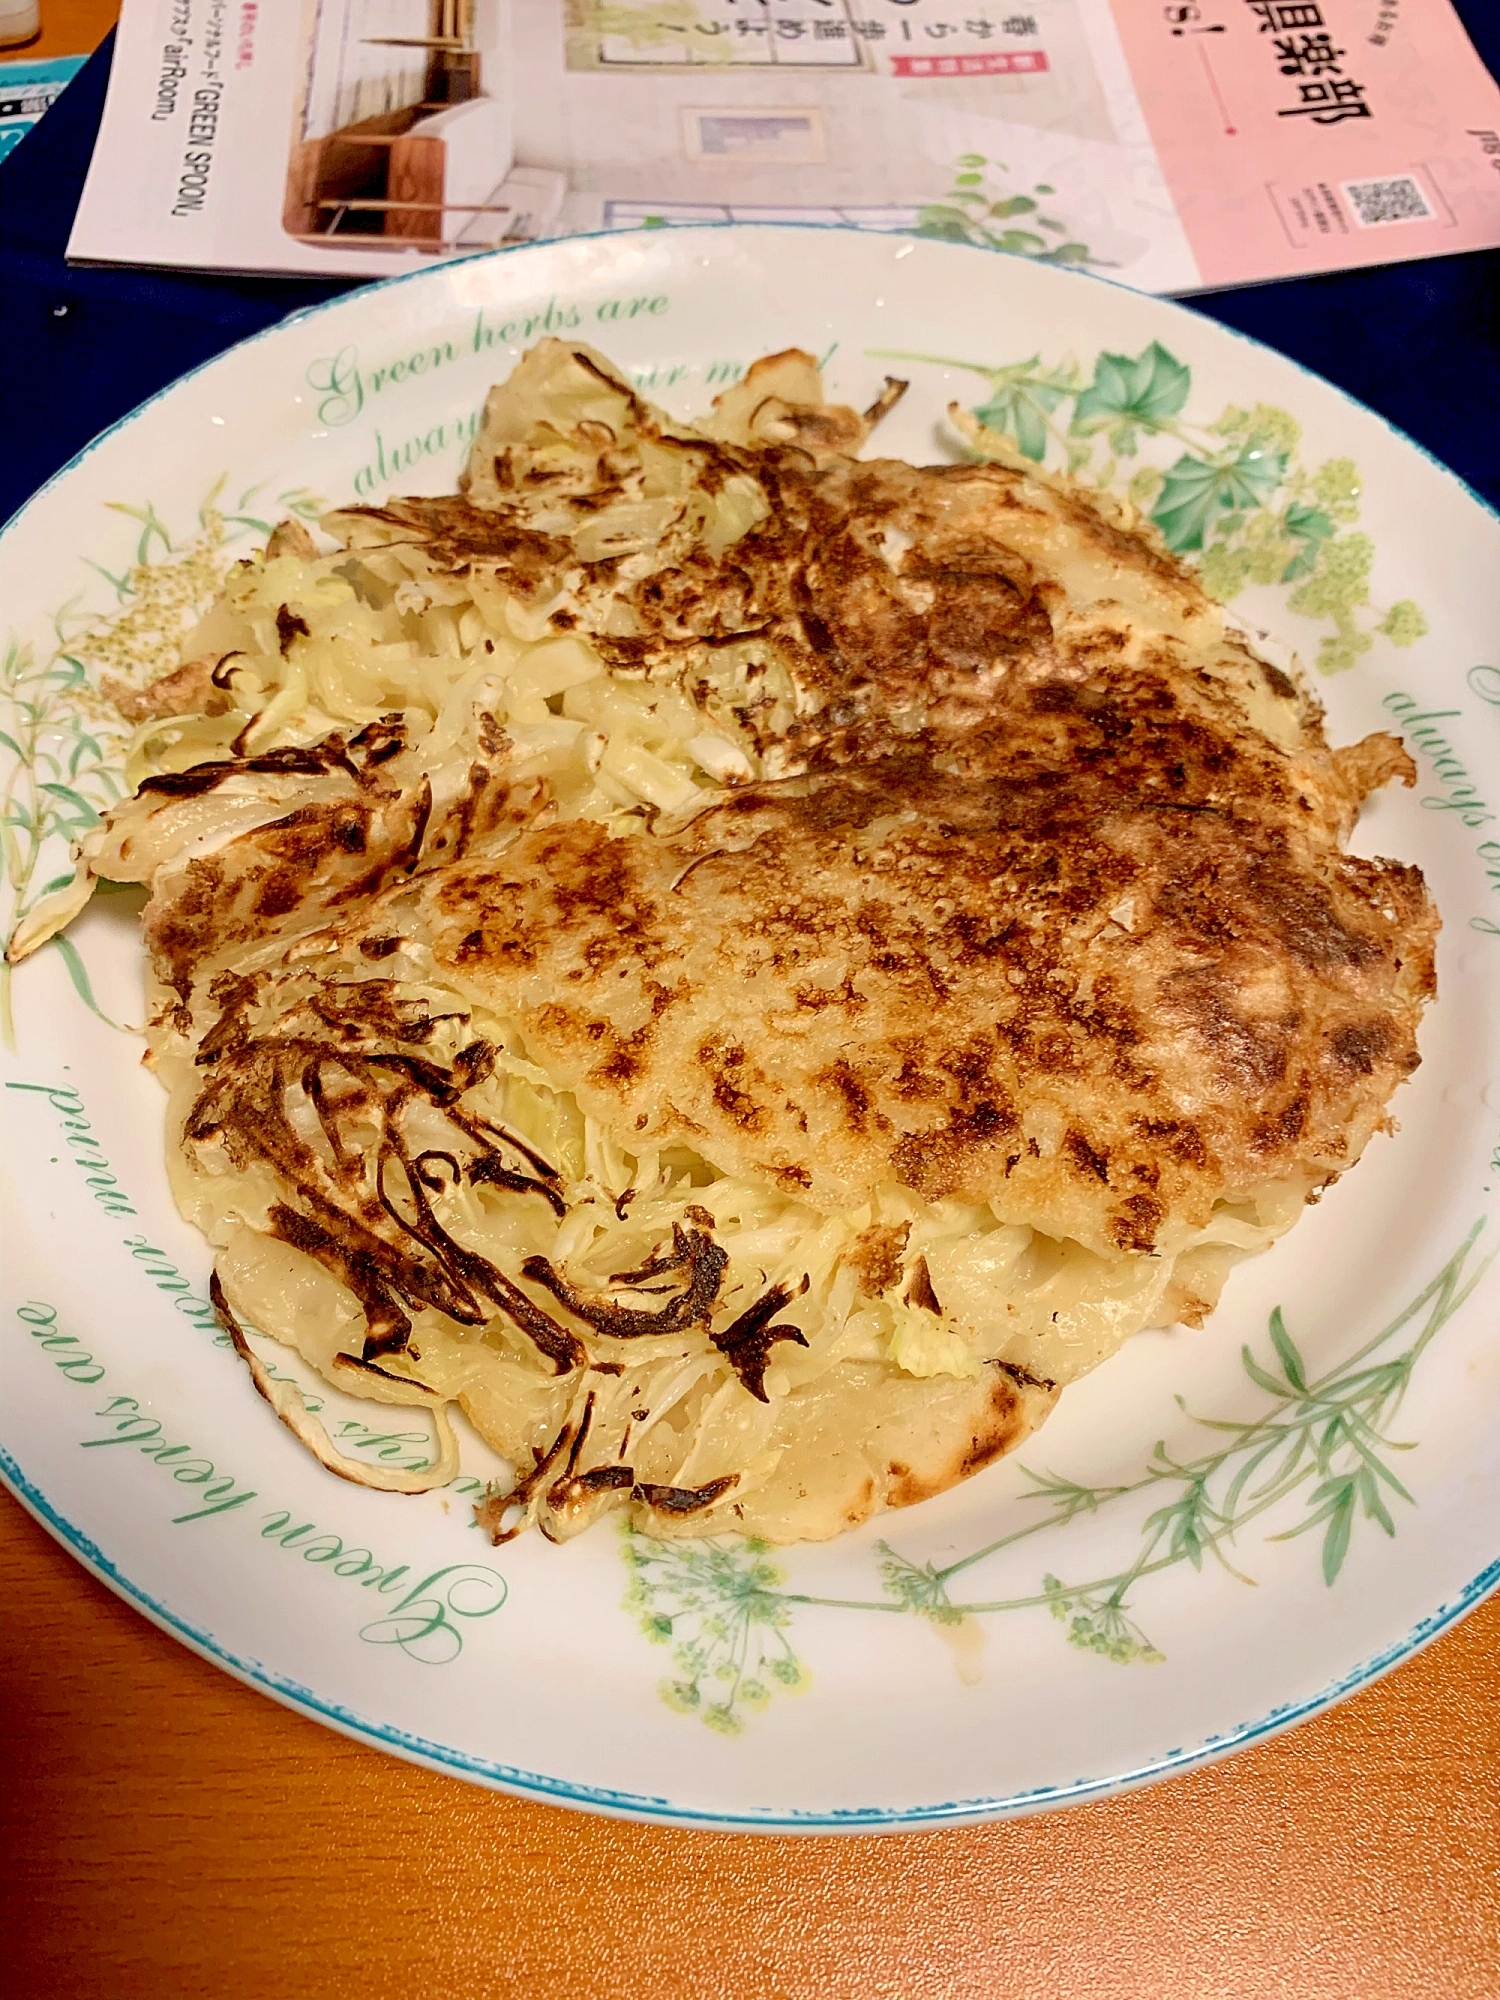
[5,1444,1496,1832]
[5,223,1499,546]
[4,222,1499,1830]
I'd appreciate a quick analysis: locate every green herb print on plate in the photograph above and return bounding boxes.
[0,480,321,1042]
[871,339,1427,675]
[628,1225,1487,1730]
[19,1298,508,1664]
[623,1533,810,1736]
[7,1081,509,1662]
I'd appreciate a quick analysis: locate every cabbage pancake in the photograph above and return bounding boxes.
[59,340,1436,1547]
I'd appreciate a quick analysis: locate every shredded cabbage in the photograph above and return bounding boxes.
[73,340,1306,1546]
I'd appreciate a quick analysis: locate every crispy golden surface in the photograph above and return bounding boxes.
[423,724,1432,1261]
[391,397,1436,1261]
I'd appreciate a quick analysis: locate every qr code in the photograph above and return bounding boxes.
[1342,176,1433,227]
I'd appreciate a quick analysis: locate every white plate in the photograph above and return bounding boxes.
[4,227,1499,1832]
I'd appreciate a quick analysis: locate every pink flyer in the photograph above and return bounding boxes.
[1114,0,1500,284]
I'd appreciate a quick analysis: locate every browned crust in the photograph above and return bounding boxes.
[423,737,1435,1248]
[883,1370,1032,1510]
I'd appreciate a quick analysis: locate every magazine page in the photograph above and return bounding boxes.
[1113,0,1500,286]
[1,53,86,165]
[66,0,1500,293]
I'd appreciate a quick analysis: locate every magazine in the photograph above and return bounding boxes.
[1,53,85,164]
[67,0,1500,294]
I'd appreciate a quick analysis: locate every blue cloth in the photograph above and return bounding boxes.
[2,23,1497,529]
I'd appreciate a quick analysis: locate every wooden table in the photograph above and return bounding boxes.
[14,0,117,58]
[3,1489,1495,1997]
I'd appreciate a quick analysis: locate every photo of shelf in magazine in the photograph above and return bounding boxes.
[70,0,1500,292]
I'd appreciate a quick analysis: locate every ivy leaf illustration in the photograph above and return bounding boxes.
[1285,502,1334,542]
[1072,343,1190,437]
[1150,444,1287,553]
[988,195,1037,217]
[972,365,1070,461]
[1279,501,1336,582]
[914,205,982,243]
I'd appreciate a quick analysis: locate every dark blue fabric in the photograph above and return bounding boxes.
[2,19,1496,529]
